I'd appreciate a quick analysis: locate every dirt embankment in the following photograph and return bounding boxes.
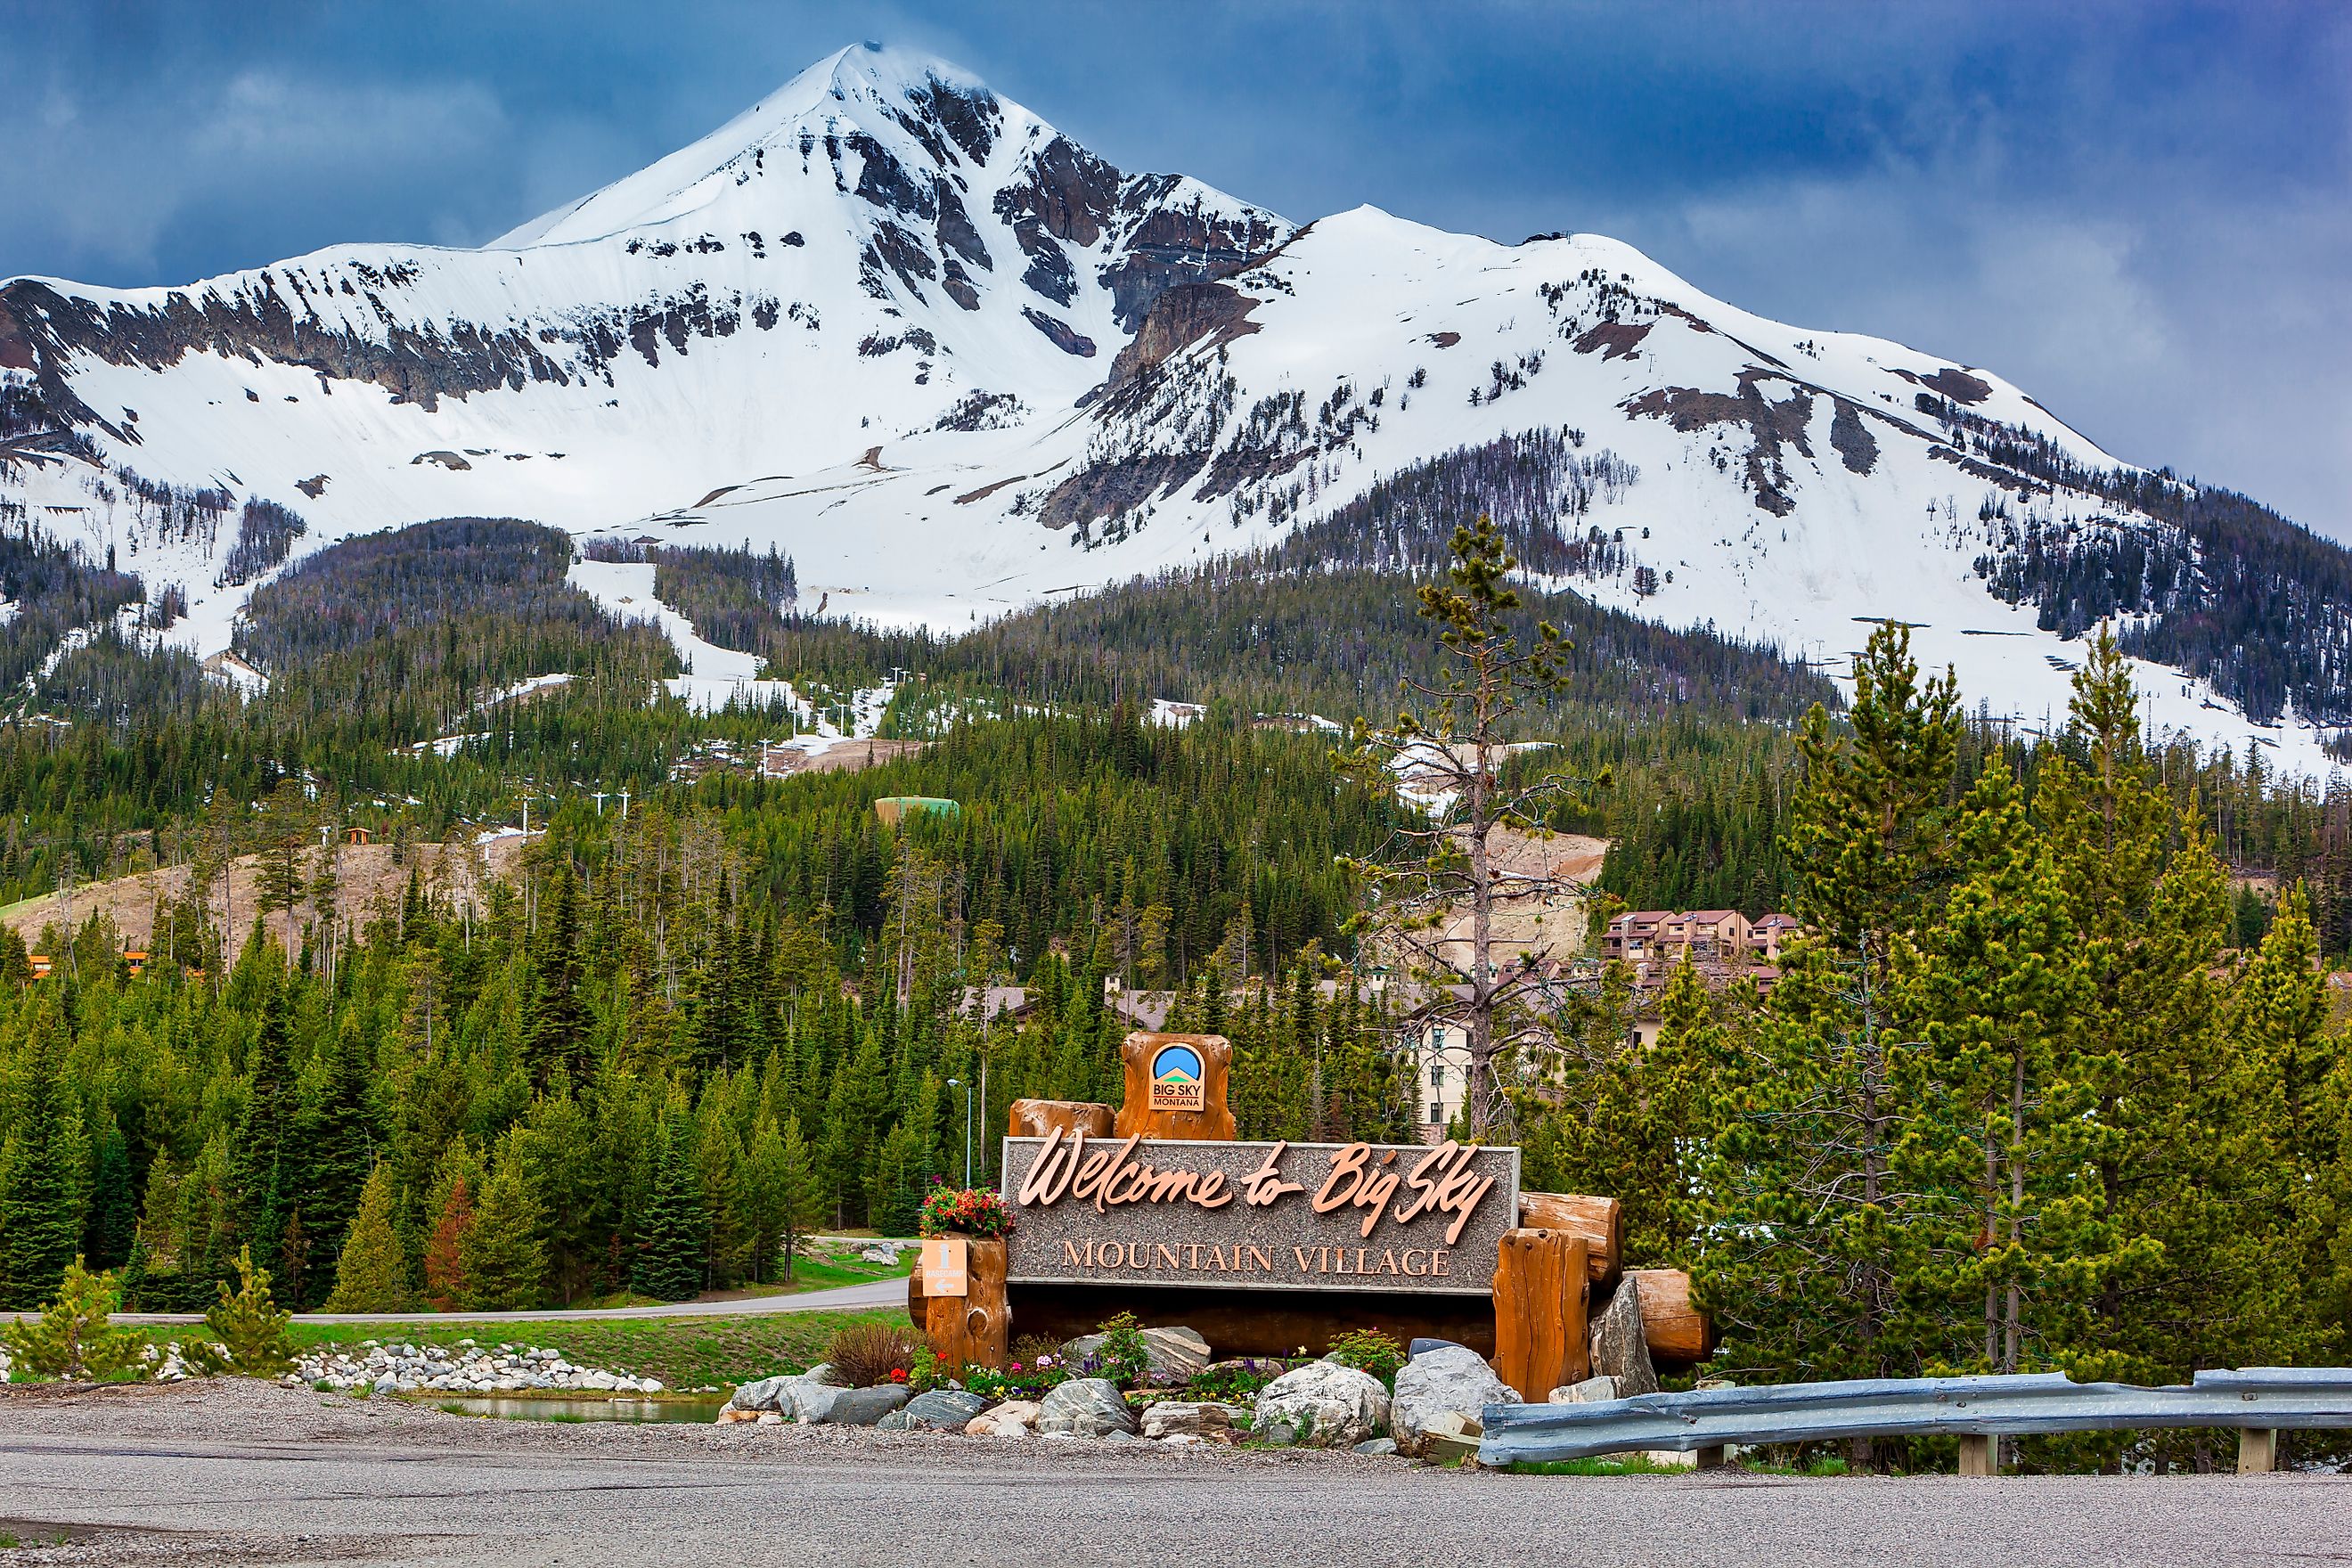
[4,836,532,952]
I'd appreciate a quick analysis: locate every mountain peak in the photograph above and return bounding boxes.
[490,42,1008,249]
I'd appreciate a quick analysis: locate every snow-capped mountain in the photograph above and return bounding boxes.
[0,43,2340,766]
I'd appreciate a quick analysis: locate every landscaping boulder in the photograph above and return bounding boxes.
[1035,1376,1139,1437]
[894,1388,992,1431]
[1353,1437,1400,1457]
[1407,1337,1465,1360]
[964,1399,1041,1437]
[1391,1344,1517,1458]
[1138,1400,1244,1441]
[1252,1361,1390,1449]
[1059,1326,1211,1384]
[1588,1277,1660,1398]
[828,1384,911,1426]
[726,1363,849,1423]
[1550,1375,1620,1404]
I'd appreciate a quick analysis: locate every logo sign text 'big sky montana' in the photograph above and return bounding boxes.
[1000,1131,1520,1295]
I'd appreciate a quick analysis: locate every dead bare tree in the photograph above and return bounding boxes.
[1340,516,1602,1134]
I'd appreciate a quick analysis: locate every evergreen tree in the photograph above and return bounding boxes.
[1,1256,147,1381]
[1896,771,2111,1374]
[1698,624,1963,1454]
[0,1008,81,1310]
[522,860,587,1088]
[460,1138,547,1311]
[83,1125,137,1272]
[632,1116,706,1303]
[421,1142,480,1312]
[200,1244,294,1376]
[232,984,296,1278]
[297,1024,378,1306]
[323,1163,407,1311]
[773,1113,823,1282]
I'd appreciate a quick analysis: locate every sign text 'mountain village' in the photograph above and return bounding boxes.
[1000,1132,1521,1296]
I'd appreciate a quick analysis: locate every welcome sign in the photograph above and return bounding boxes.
[1000,1131,1520,1296]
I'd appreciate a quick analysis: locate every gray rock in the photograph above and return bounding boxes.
[1391,1344,1517,1458]
[1034,1376,1139,1437]
[728,1364,848,1421]
[1059,1326,1212,1385]
[1138,1400,1244,1441]
[1253,1361,1390,1449]
[1407,1337,1465,1360]
[829,1384,911,1426]
[1550,1375,1621,1404]
[1353,1437,1400,1456]
[900,1388,992,1431]
[1588,1277,1661,1398]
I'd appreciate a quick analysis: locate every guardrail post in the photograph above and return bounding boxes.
[2237,1429,2276,1474]
[1694,1444,1727,1469]
[1957,1434,1995,1477]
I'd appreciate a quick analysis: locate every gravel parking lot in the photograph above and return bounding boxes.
[0,1381,2341,1567]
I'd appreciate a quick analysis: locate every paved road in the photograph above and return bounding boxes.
[122,1274,907,1327]
[2,1429,2341,1567]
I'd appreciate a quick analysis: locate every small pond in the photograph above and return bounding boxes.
[424,1395,729,1424]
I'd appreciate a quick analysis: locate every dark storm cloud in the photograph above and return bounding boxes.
[1,0,2342,532]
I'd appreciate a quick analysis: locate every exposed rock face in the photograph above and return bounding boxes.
[1034,1376,1139,1437]
[1587,1277,1661,1398]
[1253,1361,1390,1449]
[1390,1344,1516,1458]
[1097,282,1261,399]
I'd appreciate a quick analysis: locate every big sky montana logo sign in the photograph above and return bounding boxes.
[1147,1042,1206,1113]
[1000,1131,1520,1296]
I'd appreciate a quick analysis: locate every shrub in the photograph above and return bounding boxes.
[195,1245,293,1376]
[916,1185,1013,1239]
[828,1320,920,1388]
[1095,1311,1151,1388]
[1327,1328,1406,1386]
[1186,1356,1290,1404]
[2,1257,148,1381]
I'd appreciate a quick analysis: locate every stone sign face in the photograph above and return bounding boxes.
[1000,1131,1520,1296]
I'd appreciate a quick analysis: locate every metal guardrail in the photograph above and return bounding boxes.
[1480,1368,2352,1469]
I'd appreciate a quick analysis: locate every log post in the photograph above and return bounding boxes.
[2237,1429,2276,1475]
[1515,1192,1623,1286]
[1490,1228,1589,1401]
[906,1256,927,1331]
[922,1236,1009,1373]
[1624,1267,1714,1364]
[1115,1032,1237,1141]
[1007,1099,1115,1139]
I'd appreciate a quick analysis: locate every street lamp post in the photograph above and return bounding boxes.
[947,1077,975,1188]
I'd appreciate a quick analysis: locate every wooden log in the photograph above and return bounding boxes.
[1113,1032,1237,1142]
[1625,1267,1714,1363]
[922,1236,1009,1373]
[2238,1429,2277,1475]
[1490,1228,1589,1401]
[1515,1191,1623,1286]
[1007,1098,1115,1139]
[906,1255,927,1330]
[1957,1434,1996,1477]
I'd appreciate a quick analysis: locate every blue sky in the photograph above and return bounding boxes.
[4,0,2344,533]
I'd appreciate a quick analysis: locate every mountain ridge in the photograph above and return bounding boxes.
[1,42,2345,770]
